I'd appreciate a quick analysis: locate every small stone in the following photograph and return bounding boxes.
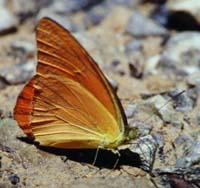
[8,174,20,185]
[11,40,36,58]
[128,57,144,79]
[152,133,164,147]
[176,141,200,168]
[0,61,35,85]
[187,73,200,86]
[151,5,169,26]
[129,135,158,171]
[0,79,7,89]
[174,134,191,146]
[125,104,137,118]
[145,55,160,74]
[125,11,167,37]
[111,60,121,67]
[12,0,51,21]
[160,32,200,76]
[0,7,18,35]
[83,3,109,28]
[125,40,142,54]
[169,89,194,112]
[153,167,200,188]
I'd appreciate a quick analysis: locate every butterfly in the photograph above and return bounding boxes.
[14,17,137,150]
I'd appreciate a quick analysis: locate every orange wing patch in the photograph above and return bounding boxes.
[14,78,35,138]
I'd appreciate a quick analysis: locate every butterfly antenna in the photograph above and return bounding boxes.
[135,90,186,173]
[142,90,186,124]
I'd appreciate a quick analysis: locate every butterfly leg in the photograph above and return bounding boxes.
[92,147,100,166]
[113,149,121,169]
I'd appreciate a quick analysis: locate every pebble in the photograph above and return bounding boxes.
[187,73,200,86]
[83,4,109,28]
[8,174,20,185]
[174,134,191,146]
[153,133,164,148]
[176,141,200,168]
[0,7,18,35]
[11,40,36,58]
[0,61,35,85]
[128,57,144,78]
[145,55,161,74]
[151,5,169,26]
[125,11,167,37]
[125,104,138,118]
[0,79,7,89]
[125,40,142,54]
[129,135,158,171]
[12,0,51,20]
[153,166,200,188]
[169,89,194,113]
[160,32,200,76]
[111,60,121,67]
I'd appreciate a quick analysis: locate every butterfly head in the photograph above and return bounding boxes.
[125,127,138,143]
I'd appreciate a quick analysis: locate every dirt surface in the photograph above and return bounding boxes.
[0,1,200,188]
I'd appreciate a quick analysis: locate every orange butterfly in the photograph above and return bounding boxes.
[14,17,136,149]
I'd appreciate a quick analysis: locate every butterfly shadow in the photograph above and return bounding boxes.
[18,137,142,169]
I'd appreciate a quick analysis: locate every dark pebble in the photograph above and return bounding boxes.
[8,175,20,185]
[111,59,121,67]
[151,5,169,26]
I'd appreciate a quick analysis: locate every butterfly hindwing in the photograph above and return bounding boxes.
[14,17,126,148]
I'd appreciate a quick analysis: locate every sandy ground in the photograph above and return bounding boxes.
[1,1,200,188]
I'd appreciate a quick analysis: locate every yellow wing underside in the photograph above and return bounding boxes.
[31,74,124,148]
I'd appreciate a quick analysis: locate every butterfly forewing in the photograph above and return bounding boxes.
[14,17,127,148]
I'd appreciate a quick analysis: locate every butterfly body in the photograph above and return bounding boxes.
[14,18,135,149]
